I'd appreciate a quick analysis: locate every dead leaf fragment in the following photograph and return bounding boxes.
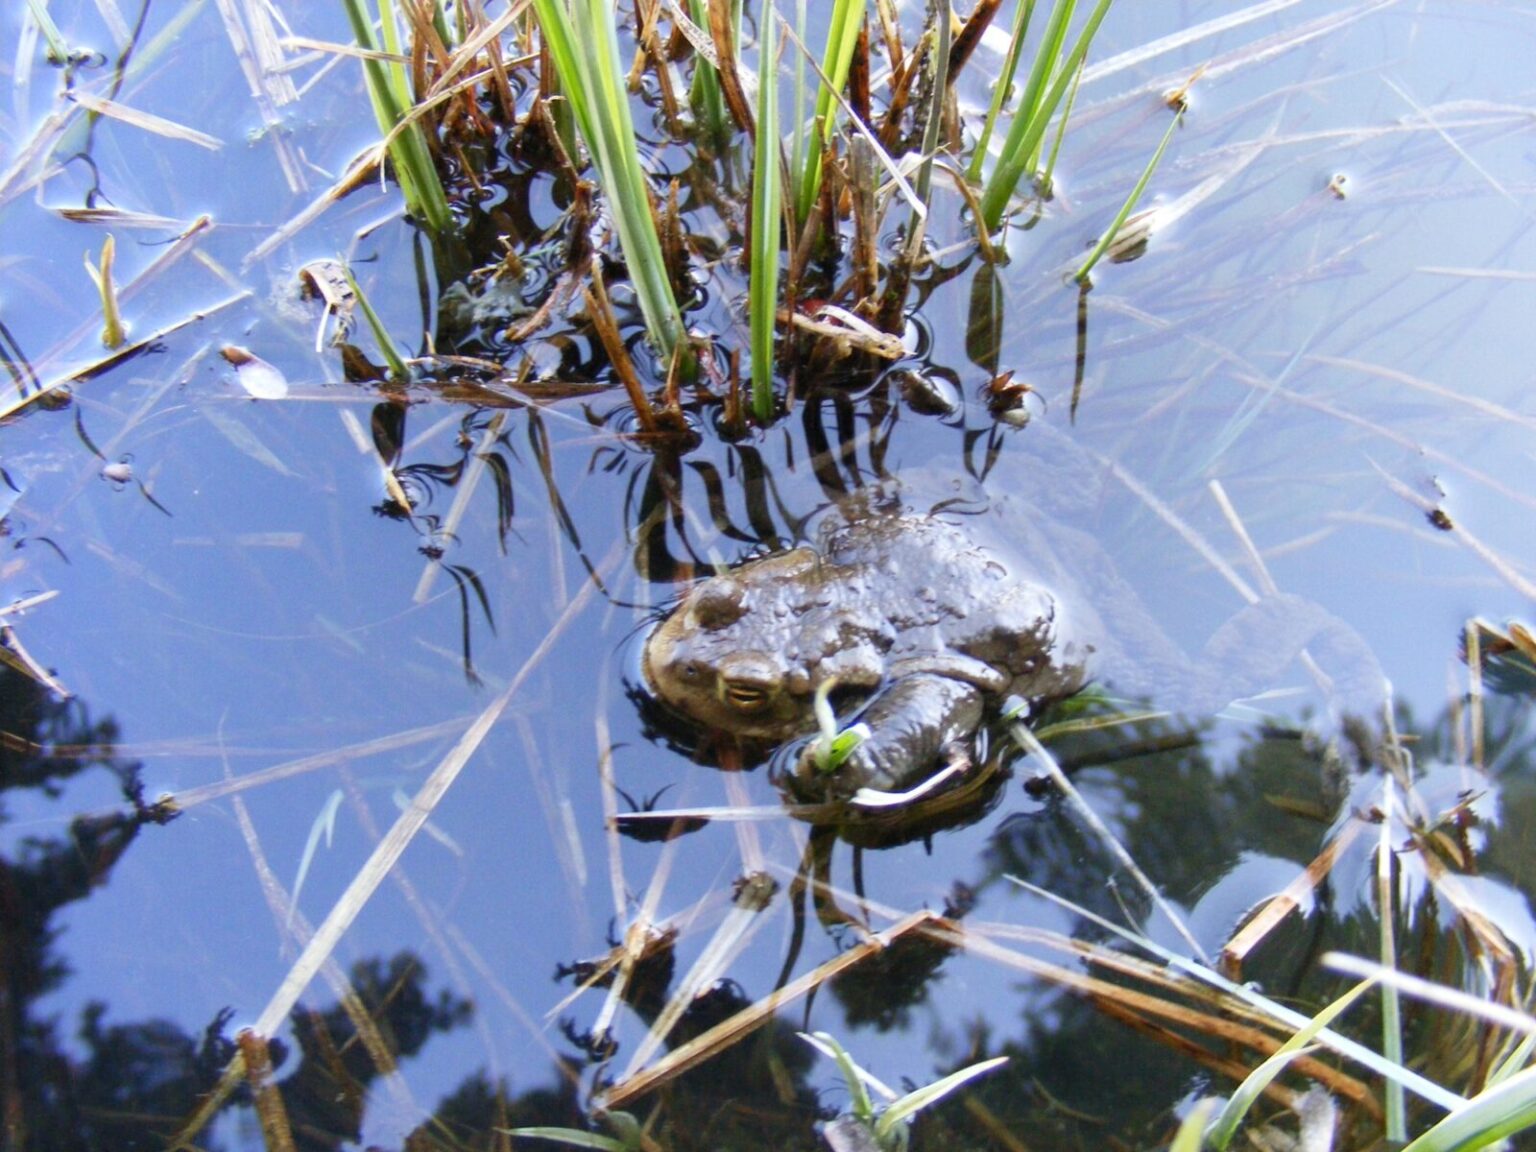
[221,345,289,400]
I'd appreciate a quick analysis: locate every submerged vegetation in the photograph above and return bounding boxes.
[4,1,1536,1150]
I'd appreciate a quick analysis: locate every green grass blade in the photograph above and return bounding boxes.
[529,0,593,141]
[874,1056,1008,1139]
[1074,105,1180,282]
[579,0,688,357]
[1205,979,1375,1150]
[978,0,1114,231]
[338,0,453,233]
[343,265,412,381]
[789,0,807,206]
[1377,780,1407,1144]
[977,0,1075,222]
[749,0,782,421]
[1401,1067,1536,1152]
[1170,1099,1219,1152]
[1040,54,1083,193]
[792,0,866,225]
[83,234,126,349]
[504,1128,633,1152]
[533,0,688,362]
[966,0,1034,184]
[374,0,413,109]
[688,0,727,135]
[802,1032,877,1121]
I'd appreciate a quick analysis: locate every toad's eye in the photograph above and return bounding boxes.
[692,582,746,631]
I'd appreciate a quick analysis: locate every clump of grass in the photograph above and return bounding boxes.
[317,0,1153,423]
[801,1030,1007,1151]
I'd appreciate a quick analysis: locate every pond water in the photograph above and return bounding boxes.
[2,2,1535,1149]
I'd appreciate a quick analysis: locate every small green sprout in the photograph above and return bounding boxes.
[83,234,126,350]
[506,1109,643,1151]
[801,1031,1007,1152]
[808,678,871,775]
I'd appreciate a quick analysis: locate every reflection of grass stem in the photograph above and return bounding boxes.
[339,0,454,234]
[749,0,782,423]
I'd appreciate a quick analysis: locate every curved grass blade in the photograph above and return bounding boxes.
[801,1032,879,1121]
[874,1056,1008,1141]
[504,1128,634,1152]
[1171,1099,1219,1152]
[1205,978,1375,1149]
[287,789,344,932]
[1400,1068,1536,1152]
[83,234,126,349]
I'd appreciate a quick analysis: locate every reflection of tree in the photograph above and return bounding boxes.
[0,664,485,1149]
[420,1068,587,1150]
[279,954,471,1152]
[0,663,184,1150]
[551,937,825,1151]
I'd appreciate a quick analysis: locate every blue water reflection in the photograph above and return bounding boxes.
[3,1,1535,1147]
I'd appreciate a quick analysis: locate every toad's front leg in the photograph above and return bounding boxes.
[791,673,985,802]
